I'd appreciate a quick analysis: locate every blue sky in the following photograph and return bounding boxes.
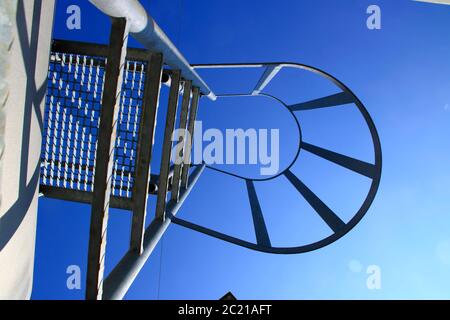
[32,0,450,299]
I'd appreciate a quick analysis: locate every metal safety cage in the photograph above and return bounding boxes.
[38,0,382,301]
[169,62,382,254]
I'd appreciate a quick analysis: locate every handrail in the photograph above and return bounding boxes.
[89,0,216,100]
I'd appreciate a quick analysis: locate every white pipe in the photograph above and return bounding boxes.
[413,0,450,5]
[87,0,147,33]
[89,0,216,100]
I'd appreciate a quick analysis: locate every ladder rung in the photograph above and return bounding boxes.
[129,52,164,254]
[181,87,200,188]
[171,80,192,202]
[252,65,282,95]
[155,70,182,220]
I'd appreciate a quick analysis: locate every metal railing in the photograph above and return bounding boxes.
[89,0,216,101]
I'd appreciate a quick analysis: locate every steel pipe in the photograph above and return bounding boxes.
[89,0,216,100]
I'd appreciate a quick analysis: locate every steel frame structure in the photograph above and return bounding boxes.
[40,18,206,299]
[38,1,382,300]
[171,62,382,254]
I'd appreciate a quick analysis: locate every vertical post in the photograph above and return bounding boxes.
[86,18,129,300]
[155,70,182,220]
[181,87,200,188]
[171,80,192,202]
[129,53,163,254]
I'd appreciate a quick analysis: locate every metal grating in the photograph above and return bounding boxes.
[40,51,147,198]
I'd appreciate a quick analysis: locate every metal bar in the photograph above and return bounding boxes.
[89,0,215,100]
[246,180,271,247]
[129,53,164,254]
[192,63,267,69]
[155,70,182,220]
[171,216,264,251]
[414,0,450,5]
[171,215,342,254]
[289,92,354,111]
[103,163,205,300]
[302,142,376,179]
[86,18,129,300]
[284,170,345,233]
[39,172,173,211]
[171,80,192,202]
[52,39,109,58]
[52,38,158,63]
[39,185,132,210]
[39,170,176,210]
[252,65,282,95]
[181,87,200,188]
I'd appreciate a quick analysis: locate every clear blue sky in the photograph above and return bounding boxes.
[32,0,450,299]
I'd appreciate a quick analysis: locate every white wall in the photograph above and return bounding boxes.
[0,0,55,299]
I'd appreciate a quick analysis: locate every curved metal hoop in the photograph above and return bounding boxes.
[202,92,303,182]
[170,62,382,254]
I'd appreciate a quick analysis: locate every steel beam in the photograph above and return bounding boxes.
[252,65,282,95]
[86,18,129,300]
[289,92,354,111]
[52,38,161,67]
[246,180,271,247]
[181,87,200,188]
[129,53,164,254]
[171,80,192,202]
[155,70,182,220]
[39,185,132,210]
[302,142,376,178]
[39,172,174,211]
[284,170,345,233]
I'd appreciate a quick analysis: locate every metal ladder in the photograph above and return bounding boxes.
[39,3,382,300]
[40,18,206,299]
